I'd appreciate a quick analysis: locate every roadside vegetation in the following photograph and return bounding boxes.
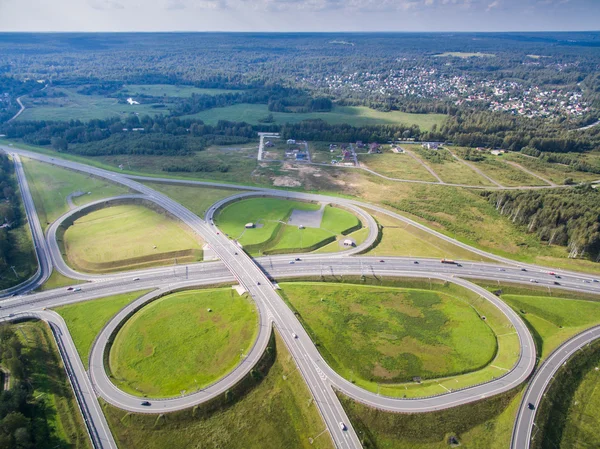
[215,197,361,255]
[108,288,258,398]
[0,154,37,290]
[340,387,522,449]
[141,181,239,218]
[102,331,333,449]
[532,340,600,449]
[37,269,85,292]
[0,321,90,449]
[22,158,130,230]
[55,290,152,369]
[279,281,506,396]
[62,203,203,273]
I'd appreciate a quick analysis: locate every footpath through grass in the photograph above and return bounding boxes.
[108,288,258,398]
[22,158,130,230]
[102,330,333,449]
[14,321,91,449]
[62,203,203,273]
[279,281,505,396]
[55,290,152,369]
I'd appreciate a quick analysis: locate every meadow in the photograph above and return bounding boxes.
[22,158,130,230]
[37,269,84,292]
[108,289,258,398]
[183,103,446,131]
[18,87,172,122]
[62,203,204,273]
[103,332,333,449]
[357,151,438,182]
[55,290,152,369]
[503,152,600,184]
[121,84,245,98]
[279,282,497,386]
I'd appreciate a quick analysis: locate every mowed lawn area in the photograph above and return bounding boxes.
[55,290,153,369]
[62,204,203,273]
[18,87,172,121]
[279,282,497,387]
[215,198,361,254]
[183,103,446,131]
[108,289,258,398]
[103,332,333,449]
[23,158,130,230]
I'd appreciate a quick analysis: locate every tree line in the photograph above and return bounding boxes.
[0,155,25,279]
[484,185,600,261]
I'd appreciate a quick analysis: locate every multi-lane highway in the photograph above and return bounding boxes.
[1,144,599,449]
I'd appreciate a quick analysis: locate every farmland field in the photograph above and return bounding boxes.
[121,84,245,98]
[108,288,258,398]
[183,103,446,130]
[22,158,130,230]
[55,290,153,369]
[279,282,498,389]
[103,331,333,449]
[18,87,172,121]
[62,203,203,273]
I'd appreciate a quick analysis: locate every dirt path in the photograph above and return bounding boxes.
[446,150,505,188]
[504,160,556,187]
[401,147,445,183]
[7,97,25,123]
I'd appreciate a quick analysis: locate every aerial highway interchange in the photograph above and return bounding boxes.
[1,145,600,449]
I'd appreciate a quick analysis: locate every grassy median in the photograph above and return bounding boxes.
[62,203,203,273]
[108,288,258,398]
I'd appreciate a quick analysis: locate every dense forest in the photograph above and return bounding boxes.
[484,186,600,261]
[0,155,25,278]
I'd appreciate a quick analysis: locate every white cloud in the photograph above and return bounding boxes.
[486,0,500,10]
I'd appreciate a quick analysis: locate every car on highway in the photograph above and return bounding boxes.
[521,268,527,272]
[295,257,301,261]
[141,401,151,406]
[257,282,260,285]
[499,268,506,271]
[292,333,298,339]
[133,277,140,281]
[339,422,347,431]
[8,314,14,318]
[413,261,419,264]
[554,281,560,285]
[289,261,295,264]
[379,260,385,263]
[75,288,82,291]
[67,287,74,291]
[528,403,535,410]
[456,264,462,267]
[554,275,561,279]
[529,279,538,283]
[548,271,556,275]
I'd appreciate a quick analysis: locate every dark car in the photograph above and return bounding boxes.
[413,261,419,264]
[295,258,301,261]
[554,281,561,285]
[528,403,535,410]
[141,401,151,406]
[67,287,74,291]
[379,260,385,263]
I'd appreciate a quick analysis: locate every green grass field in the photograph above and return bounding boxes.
[502,294,600,359]
[22,158,130,230]
[37,269,85,292]
[141,181,239,218]
[108,289,258,398]
[14,321,91,449]
[358,151,438,182]
[504,152,600,184]
[183,103,446,131]
[340,387,522,449]
[279,282,496,386]
[408,146,495,186]
[365,209,494,262]
[215,198,361,254]
[18,87,172,121]
[55,290,152,369]
[121,84,245,98]
[103,331,333,449]
[62,203,203,273]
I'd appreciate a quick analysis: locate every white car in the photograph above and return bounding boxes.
[339,422,347,431]
[292,333,298,339]
[529,279,537,283]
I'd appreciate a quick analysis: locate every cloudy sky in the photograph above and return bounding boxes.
[0,0,598,32]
